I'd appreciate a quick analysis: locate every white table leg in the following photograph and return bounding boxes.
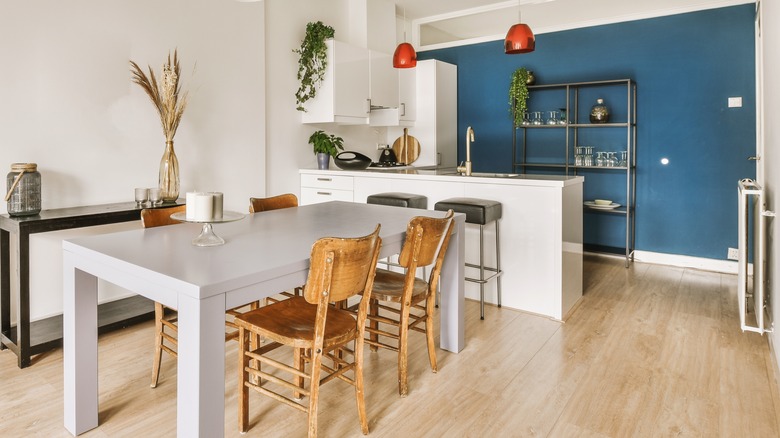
[440,218,465,353]
[176,293,226,437]
[63,253,99,435]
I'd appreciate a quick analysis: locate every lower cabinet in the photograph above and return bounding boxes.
[300,173,353,205]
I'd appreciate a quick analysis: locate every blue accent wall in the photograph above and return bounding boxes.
[419,5,756,260]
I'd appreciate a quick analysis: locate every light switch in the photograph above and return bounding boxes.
[728,97,743,108]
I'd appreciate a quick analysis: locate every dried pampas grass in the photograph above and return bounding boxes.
[130,50,189,142]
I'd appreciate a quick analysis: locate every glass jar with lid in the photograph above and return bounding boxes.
[589,98,610,123]
[5,163,41,216]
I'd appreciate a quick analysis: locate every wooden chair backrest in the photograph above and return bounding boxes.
[249,193,298,213]
[303,225,382,305]
[398,210,455,269]
[140,205,186,229]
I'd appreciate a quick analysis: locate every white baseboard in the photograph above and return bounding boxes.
[631,250,742,274]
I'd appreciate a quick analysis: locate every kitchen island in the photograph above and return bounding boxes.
[300,167,584,320]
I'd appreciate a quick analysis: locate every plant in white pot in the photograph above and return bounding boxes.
[308,130,344,170]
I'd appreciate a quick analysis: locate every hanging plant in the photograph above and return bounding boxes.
[509,67,531,127]
[294,21,335,112]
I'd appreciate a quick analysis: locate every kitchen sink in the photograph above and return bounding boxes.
[442,172,521,178]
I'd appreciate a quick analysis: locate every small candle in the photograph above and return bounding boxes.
[210,192,223,220]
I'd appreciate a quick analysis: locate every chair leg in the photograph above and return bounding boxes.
[238,327,250,433]
[294,347,304,400]
[398,307,411,397]
[369,299,379,352]
[495,220,502,308]
[479,224,485,320]
[354,338,369,435]
[307,350,324,438]
[425,293,438,373]
[150,301,164,388]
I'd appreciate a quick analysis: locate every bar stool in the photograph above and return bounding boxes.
[366,192,427,209]
[367,192,428,270]
[434,197,502,320]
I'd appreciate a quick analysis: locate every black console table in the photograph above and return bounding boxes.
[0,201,183,368]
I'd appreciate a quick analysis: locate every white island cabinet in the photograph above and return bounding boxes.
[299,168,584,321]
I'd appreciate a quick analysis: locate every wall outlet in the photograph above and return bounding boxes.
[728,247,739,260]
[376,143,388,150]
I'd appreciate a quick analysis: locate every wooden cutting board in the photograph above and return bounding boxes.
[392,128,421,165]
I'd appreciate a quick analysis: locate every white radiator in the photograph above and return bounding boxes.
[737,179,772,334]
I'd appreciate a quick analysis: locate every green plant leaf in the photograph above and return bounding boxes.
[509,67,530,128]
[294,21,335,112]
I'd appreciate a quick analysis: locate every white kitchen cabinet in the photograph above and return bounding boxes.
[301,40,369,125]
[369,67,416,127]
[369,50,398,110]
[300,173,354,205]
[398,68,416,122]
[388,59,456,167]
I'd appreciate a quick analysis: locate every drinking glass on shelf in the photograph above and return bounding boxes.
[619,151,628,167]
[558,108,568,125]
[595,152,606,167]
[532,111,543,125]
[547,111,559,125]
[522,112,530,126]
[134,188,149,208]
[606,152,618,167]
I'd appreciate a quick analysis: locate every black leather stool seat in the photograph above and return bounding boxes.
[367,192,427,209]
[434,198,502,225]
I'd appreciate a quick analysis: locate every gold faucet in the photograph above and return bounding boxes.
[457,126,475,176]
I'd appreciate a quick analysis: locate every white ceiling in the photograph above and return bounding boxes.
[390,0,755,48]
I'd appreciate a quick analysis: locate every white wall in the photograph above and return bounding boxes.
[1,0,265,322]
[760,0,780,375]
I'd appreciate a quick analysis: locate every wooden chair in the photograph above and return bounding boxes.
[249,193,298,213]
[141,205,185,389]
[246,193,304,306]
[364,210,454,397]
[235,225,382,437]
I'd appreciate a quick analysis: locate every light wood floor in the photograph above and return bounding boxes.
[2,255,780,437]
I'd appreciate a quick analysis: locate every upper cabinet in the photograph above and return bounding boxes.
[301,40,370,125]
[368,50,398,109]
[369,67,416,126]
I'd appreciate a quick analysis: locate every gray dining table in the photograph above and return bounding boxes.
[63,201,465,437]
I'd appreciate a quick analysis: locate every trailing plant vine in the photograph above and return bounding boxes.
[509,67,531,127]
[294,21,335,112]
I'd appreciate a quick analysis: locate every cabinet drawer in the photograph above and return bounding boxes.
[301,187,353,205]
[301,174,354,191]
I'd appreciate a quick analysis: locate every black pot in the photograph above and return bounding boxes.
[334,151,372,170]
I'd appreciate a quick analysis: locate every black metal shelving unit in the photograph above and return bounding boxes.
[512,79,637,266]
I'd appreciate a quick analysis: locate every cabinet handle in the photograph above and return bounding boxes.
[400,103,406,117]
[316,178,332,181]
[317,191,332,196]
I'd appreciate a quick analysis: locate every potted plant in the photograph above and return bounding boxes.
[309,130,344,170]
[294,21,335,112]
[509,67,531,127]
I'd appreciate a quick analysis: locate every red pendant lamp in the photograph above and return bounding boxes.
[394,7,417,68]
[504,7,535,54]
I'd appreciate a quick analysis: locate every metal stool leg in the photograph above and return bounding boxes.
[495,220,502,308]
[479,224,485,320]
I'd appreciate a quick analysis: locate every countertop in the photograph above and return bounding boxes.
[300,166,584,187]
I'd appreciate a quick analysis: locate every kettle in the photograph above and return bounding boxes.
[378,147,398,163]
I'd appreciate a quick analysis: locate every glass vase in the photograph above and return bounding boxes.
[159,140,180,202]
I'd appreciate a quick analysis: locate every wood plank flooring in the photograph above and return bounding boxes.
[1,255,778,437]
